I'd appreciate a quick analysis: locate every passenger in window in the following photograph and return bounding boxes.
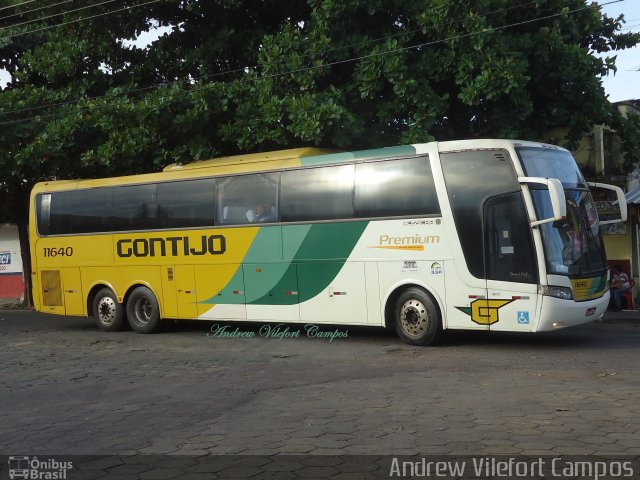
[246,203,275,223]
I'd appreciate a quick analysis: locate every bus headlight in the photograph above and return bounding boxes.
[538,285,573,300]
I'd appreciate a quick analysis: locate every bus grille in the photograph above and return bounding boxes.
[41,270,63,306]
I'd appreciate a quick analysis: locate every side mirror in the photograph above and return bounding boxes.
[587,182,627,225]
[518,177,566,227]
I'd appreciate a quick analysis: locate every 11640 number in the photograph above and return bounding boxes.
[43,247,73,257]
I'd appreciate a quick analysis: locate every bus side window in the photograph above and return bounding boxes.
[73,188,113,233]
[355,156,440,217]
[216,173,279,225]
[157,178,215,229]
[112,184,157,231]
[281,165,354,222]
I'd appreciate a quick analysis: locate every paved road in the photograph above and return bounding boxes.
[1,310,639,476]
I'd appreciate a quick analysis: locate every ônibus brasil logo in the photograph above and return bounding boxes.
[8,456,73,479]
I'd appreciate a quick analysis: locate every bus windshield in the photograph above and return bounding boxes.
[518,147,606,276]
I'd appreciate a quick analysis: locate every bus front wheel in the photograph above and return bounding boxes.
[394,287,442,346]
[93,288,124,332]
[126,287,161,334]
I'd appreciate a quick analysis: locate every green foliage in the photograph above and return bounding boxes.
[615,111,640,172]
[0,0,638,202]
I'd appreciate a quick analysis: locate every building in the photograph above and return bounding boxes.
[0,223,25,302]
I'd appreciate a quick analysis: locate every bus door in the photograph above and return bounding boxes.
[483,193,539,332]
[441,148,537,331]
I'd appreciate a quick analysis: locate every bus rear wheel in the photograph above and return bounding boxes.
[394,287,442,346]
[93,288,124,332]
[126,286,161,334]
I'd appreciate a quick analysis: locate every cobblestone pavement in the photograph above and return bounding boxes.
[1,310,639,476]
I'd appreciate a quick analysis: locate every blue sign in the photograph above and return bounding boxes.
[517,311,529,325]
[0,252,11,265]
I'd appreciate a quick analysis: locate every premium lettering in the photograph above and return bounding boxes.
[379,234,440,245]
[117,235,226,257]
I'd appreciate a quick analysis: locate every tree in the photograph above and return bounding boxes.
[0,0,308,303]
[0,0,638,304]
[232,0,640,148]
[614,109,640,172]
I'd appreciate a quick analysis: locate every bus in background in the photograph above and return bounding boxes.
[29,140,627,346]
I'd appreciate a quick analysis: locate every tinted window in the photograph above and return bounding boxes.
[72,188,113,233]
[48,191,74,235]
[281,165,354,222]
[112,184,157,231]
[355,156,440,217]
[441,149,519,278]
[157,179,215,229]
[217,173,279,225]
[484,193,537,283]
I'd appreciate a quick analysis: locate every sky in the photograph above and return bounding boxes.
[0,2,638,101]
[598,0,640,102]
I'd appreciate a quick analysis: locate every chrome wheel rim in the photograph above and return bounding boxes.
[97,297,117,325]
[400,298,428,337]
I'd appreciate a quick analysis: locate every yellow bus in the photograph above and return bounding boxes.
[29,140,626,345]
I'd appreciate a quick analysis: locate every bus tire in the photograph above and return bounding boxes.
[394,287,442,346]
[93,288,124,332]
[126,286,161,334]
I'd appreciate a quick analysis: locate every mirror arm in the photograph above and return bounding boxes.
[518,177,566,227]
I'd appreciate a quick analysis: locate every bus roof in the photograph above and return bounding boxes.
[32,147,335,192]
[163,147,334,172]
[31,140,567,193]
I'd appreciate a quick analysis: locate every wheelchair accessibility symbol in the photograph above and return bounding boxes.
[517,311,530,325]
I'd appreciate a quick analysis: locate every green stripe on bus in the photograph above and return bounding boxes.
[250,222,368,304]
[291,222,368,262]
[243,226,284,263]
[200,224,313,305]
[353,145,417,161]
[301,152,354,166]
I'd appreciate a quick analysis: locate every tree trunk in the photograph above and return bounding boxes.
[14,187,33,308]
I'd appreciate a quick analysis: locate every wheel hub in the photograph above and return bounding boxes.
[98,297,116,324]
[400,299,428,337]
[134,298,152,324]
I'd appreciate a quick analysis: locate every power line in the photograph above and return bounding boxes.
[0,0,623,125]
[620,23,640,29]
[1,0,168,39]
[0,0,38,14]
[0,0,543,117]
[0,0,567,117]
[0,0,120,32]
[0,0,74,24]
[0,0,626,126]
